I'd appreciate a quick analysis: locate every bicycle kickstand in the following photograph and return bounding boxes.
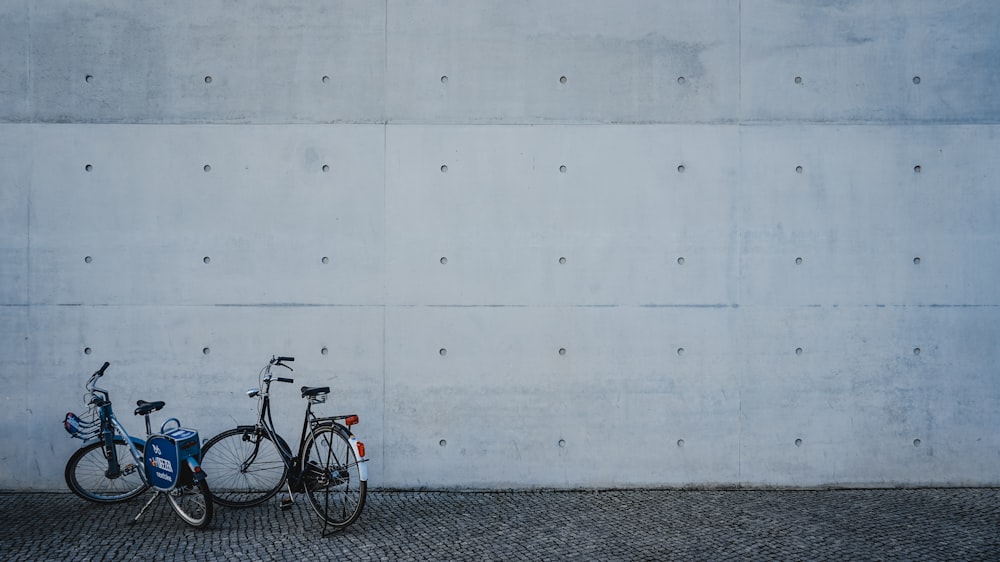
[279,481,295,511]
[130,492,161,524]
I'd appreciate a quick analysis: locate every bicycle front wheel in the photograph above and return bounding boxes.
[166,477,213,529]
[302,425,367,530]
[65,437,148,503]
[200,427,288,507]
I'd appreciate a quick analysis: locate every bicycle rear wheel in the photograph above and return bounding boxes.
[200,427,288,507]
[65,437,148,503]
[166,477,213,529]
[302,425,367,530]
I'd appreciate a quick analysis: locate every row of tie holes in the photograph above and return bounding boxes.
[80,346,923,358]
[81,250,927,275]
[79,247,926,266]
[82,74,924,87]
[79,255,925,266]
[81,163,927,174]
[78,254,926,271]
[436,437,925,449]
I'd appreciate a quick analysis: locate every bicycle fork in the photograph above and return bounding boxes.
[101,431,123,479]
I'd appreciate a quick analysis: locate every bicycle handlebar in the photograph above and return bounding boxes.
[270,355,295,374]
[262,356,296,385]
[85,361,112,403]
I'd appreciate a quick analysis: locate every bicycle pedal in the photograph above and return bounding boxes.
[279,496,294,511]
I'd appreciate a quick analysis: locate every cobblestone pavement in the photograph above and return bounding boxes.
[2,489,998,561]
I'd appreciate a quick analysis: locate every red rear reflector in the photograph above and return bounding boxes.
[345,415,359,426]
[356,442,365,458]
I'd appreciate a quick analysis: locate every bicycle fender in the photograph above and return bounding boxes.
[185,456,207,483]
[319,422,368,482]
[347,434,368,482]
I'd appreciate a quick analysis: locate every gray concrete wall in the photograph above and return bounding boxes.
[1,1,998,490]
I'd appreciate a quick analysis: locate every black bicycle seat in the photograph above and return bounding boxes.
[134,400,165,416]
[300,386,330,398]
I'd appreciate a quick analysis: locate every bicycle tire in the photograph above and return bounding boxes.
[65,437,149,503]
[302,425,367,529]
[200,427,289,507]
[166,477,213,529]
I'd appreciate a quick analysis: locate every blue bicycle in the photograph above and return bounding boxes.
[63,361,213,528]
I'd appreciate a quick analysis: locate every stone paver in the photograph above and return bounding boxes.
[1,489,998,561]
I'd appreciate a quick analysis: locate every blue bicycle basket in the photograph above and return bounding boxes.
[145,427,200,491]
[63,411,99,440]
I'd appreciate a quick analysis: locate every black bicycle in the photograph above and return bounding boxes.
[199,356,368,531]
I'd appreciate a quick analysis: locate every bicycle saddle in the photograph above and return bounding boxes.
[134,400,165,416]
[301,386,330,398]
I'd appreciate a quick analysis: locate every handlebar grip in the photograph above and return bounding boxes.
[277,356,295,362]
[97,362,110,376]
[276,377,295,383]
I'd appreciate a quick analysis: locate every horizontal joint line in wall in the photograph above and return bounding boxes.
[19,303,1000,309]
[28,303,380,308]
